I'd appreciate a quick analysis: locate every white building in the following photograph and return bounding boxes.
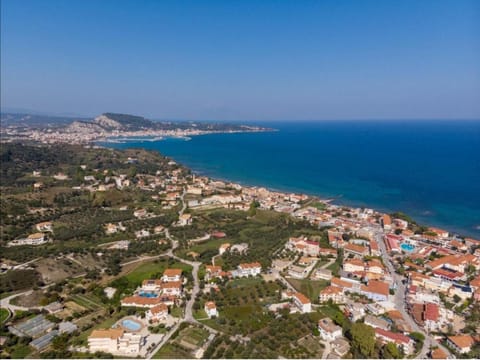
[8,233,48,246]
[146,304,168,323]
[204,301,218,318]
[232,262,262,278]
[88,329,143,355]
[318,318,342,341]
[35,221,53,232]
[162,269,182,282]
[293,292,311,313]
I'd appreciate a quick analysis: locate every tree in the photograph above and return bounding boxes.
[347,323,376,358]
[383,342,400,359]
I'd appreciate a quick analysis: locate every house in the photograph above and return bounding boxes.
[430,348,448,359]
[8,233,48,246]
[361,280,390,302]
[162,269,182,282]
[423,303,440,332]
[382,214,392,230]
[178,214,192,226]
[141,279,163,292]
[446,335,475,354]
[133,209,147,219]
[318,318,342,341]
[319,286,345,304]
[344,259,365,273]
[205,265,223,281]
[146,304,168,323]
[121,295,164,308]
[160,281,183,296]
[429,227,449,238]
[204,301,218,318]
[233,262,262,278]
[344,243,369,257]
[366,260,385,274]
[88,329,142,355]
[35,221,53,232]
[44,301,64,314]
[292,292,311,313]
[374,328,414,355]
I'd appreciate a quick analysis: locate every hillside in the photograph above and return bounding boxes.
[94,112,154,130]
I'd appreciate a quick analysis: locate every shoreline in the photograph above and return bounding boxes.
[97,138,478,239]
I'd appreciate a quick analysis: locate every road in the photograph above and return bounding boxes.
[375,230,452,359]
[146,189,217,359]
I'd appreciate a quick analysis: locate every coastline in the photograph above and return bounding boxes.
[97,137,477,239]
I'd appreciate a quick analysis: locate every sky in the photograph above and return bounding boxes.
[1,0,479,121]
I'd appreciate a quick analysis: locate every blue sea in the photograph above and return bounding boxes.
[101,120,480,238]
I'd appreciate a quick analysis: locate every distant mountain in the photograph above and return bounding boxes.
[93,113,154,131]
[0,113,89,128]
[1,111,272,134]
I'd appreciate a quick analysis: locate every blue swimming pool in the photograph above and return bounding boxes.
[138,291,157,298]
[401,243,415,252]
[121,319,142,332]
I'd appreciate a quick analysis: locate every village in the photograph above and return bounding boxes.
[1,144,479,359]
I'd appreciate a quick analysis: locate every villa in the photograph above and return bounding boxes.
[232,262,262,278]
[204,301,218,318]
[88,329,143,355]
[146,304,168,323]
[160,281,183,296]
[8,233,48,247]
[318,318,342,341]
[162,268,182,282]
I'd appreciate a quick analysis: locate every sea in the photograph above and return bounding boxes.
[100,120,480,238]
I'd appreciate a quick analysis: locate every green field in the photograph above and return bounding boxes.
[288,279,329,301]
[125,260,192,285]
[70,293,103,310]
[0,308,10,323]
[153,343,192,359]
[178,326,209,347]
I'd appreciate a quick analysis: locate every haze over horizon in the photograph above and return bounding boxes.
[2,0,479,121]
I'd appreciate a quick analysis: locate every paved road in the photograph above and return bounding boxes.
[146,189,217,359]
[375,231,452,359]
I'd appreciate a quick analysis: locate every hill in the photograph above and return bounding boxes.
[94,112,154,130]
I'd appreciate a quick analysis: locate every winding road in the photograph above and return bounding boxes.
[146,189,217,359]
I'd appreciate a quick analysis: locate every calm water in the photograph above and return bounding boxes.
[101,120,480,238]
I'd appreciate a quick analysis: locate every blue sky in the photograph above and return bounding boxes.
[1,0,479,120]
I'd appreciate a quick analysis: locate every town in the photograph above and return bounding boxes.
[0,142,479,359]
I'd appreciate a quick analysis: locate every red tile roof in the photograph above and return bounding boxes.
[424,303,439,321]
[375,328,411,345]
[163,268,182,277]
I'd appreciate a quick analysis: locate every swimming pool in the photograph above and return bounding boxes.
[121,319,142,332]
[400,243,415,252]
[138,291,157,298]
